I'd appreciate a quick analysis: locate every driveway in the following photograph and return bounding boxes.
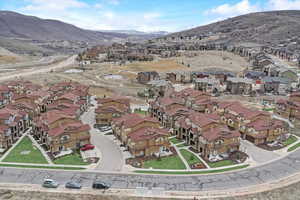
[240,140,280,164]
[80,96,124,172]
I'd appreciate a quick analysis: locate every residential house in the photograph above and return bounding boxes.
[226,77,253,95]
[221,102,270,132]
[194,78,222,94]
[173,112,220,149]
[0,125,11,152]
[137,71,160,84]
[111,113,170,158]
[127,127,170,158]
[244,118,287,145]
[96,96,131,125]
[47,122,90,154]
[198,126,240,160]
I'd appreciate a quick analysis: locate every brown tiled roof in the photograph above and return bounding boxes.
[95,105,128,114]
[0,85,10,92]
[164,105,190,116]
[246,118,284,131]
[97,96,130,106]
[202,126,240,142]
[227,103,269,120]
[0,124,9,132]
[48,122,90,137]
[188,112,218,127]
[112,113,158,128]
[157,96,182,107]
[58,92,79,102]
[40,110,76,125]
[128,127,169,142]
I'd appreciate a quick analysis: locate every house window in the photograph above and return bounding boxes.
[60,135,70,142]
[215,139,224,145]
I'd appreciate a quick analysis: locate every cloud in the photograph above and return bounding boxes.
[94,3,103,9]
[23,0,88,11]
[268,0,300,10]
[107,0,120,6]
[205,0,260,18]
[143,12,162,20]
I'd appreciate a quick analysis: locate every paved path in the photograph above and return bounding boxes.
[80,96,124,172]
[240,140,280,164]
[173,145,190,170]
[27,134,53,164]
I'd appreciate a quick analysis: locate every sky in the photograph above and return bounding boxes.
[0,0,300,32]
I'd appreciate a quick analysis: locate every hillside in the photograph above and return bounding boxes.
[167,10,300,49]
[0,11,132,43]
[0,11,168,55]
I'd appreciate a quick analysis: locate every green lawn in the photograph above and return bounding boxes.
[0,164,85,170]
[283,135,298,146]
[3,137,48,164]
[169,137,182,145]
[208,160,235,168]
[135,165,249,175]
[180,149,202,165]
[54,153,88,165]
[177,143,189,148]
[143,155,186,170]
[288,142,300,152]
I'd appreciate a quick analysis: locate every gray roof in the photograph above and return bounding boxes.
[195,78,220,84]
[227,77,253,84]
[262,76,291,84]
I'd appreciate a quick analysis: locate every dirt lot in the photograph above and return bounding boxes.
[15,51,249,99]
[177,50,250,73]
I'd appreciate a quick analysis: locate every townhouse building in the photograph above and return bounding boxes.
[111,113,170,158]
[95,96,131,125]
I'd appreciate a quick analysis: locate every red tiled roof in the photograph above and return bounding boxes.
[48,122,90,137]
[95,105,128,114]
[188,112,218,127]
[112,113,158,128]
[157,96,182,107]
[164,105,189,116]
[226,103,269,120]
[0,124,9,132]
[97,96,130,106]
[202,126,240,142]
[40,110,76,125]
[58,92,79,102]
[128,127,169,142]
[246,118,284,131]
[0,85,10,92]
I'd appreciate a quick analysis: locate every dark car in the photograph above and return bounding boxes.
[65,181,82,189]
[81,144,95,151]
[92,181,111,190]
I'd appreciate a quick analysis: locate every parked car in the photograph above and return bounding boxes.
[92,181,111,190]
[42,179,59,188]
[81,144,95,151]
[65,181,82,189]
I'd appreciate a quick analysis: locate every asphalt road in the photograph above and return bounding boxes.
[80,97,125,171]
[0,148,300,191]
